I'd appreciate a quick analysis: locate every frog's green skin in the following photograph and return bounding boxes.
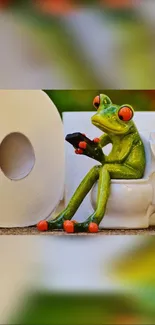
[40,94,146,232]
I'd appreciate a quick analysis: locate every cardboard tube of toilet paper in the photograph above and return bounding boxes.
[0,90,65,227]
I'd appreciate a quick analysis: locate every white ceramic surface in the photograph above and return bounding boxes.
[63,112,155,229]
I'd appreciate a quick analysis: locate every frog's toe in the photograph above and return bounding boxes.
[75,148,83,155]
[37,220,48,232]
[78,141,87,149]
[88,222,99,233]
[93,138,100,144]
[63,220,75,233]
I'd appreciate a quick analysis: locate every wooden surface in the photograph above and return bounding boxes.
[0,226,155,235]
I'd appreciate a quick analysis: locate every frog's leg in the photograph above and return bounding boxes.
[74,164,139,233]
[37,165,101,231]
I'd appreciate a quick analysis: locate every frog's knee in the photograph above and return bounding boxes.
[92,165,101,173]
[102,164,110,173]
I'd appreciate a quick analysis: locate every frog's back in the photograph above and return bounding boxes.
[125,132,146,178]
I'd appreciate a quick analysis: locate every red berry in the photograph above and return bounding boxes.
[79,141,87,149]
[88,222,99,233]
[37,220,48,231]
[72,220,77,224]
[63,220,74,233]
[93,138,100,143]
[75,149,83,154]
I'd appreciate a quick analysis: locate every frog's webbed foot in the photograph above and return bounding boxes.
[37,211,67,232]
[73,221,99,233]
[73,214,99,233]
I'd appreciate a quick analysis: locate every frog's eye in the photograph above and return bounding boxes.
[118,106,133,122]
[93,95,100,109]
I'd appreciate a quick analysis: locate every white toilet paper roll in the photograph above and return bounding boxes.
[0,90,65,227]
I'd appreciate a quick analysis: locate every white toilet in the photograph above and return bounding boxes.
[63,111,155,229]
[91,133,155,229]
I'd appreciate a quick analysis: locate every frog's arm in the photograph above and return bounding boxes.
[105,137,134,164]
[99,134,111,147]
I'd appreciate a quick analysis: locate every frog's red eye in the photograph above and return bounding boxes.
[118,106,133,121]
[93,95,100,109]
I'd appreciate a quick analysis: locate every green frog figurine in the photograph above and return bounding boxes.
[37,94,146,233]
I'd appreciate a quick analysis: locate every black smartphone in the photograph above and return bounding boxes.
[65,132,93,148]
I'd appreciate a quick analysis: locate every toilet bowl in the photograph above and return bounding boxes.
[91,133,155,229]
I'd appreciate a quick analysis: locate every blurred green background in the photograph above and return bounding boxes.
[44,90,155,116]
[11,292,149,325]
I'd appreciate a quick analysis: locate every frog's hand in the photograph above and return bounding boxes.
[75,140,105,163]
[65,132,105,163]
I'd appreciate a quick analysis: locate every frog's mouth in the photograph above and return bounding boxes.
[92,120,125,135]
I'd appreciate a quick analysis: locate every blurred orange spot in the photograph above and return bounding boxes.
[150,99,155,111]
[0,0,11,8]
[100,0,132,8]
[144,90,155,100]
[34,0,75,15]
[115,316,141,325]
